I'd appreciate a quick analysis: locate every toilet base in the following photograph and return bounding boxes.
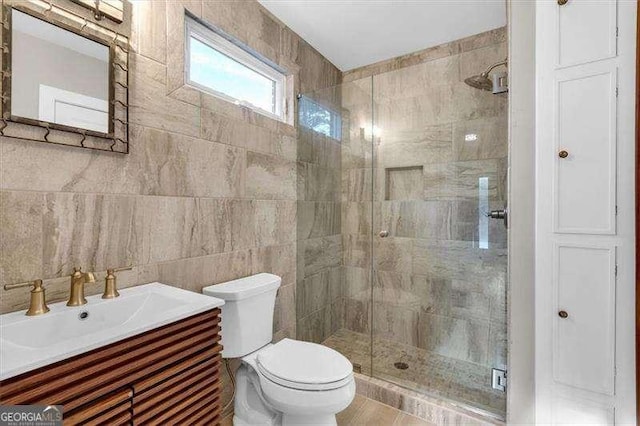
[234,413,337,426]
[233,361,345,426]
[282,414,337,425]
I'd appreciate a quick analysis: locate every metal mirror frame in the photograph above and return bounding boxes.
[0,1,129,153]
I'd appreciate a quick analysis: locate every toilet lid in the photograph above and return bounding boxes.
[256,339,353,390]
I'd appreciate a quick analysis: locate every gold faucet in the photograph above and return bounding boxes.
[67,267,95,306]
[4,279,50,316]
[102,267,133,299]
[102,269,119,299]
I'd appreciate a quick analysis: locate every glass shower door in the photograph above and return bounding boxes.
[370,59,508,418]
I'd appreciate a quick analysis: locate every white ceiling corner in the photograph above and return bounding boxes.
[258,0,506,71]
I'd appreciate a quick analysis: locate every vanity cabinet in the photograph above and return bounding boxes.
[0,308,223,425]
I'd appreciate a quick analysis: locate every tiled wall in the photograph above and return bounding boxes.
[0,0,341,349]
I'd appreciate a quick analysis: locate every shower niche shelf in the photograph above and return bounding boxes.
[385,166,424,200]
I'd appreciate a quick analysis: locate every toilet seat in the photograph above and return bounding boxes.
[256,338,353,391]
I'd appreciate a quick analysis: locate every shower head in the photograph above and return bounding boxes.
[464,73,493,91]
[464,59,508,92]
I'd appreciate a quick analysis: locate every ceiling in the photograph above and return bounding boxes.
[258,0,506,71]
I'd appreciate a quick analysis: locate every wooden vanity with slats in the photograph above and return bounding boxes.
[0,308,223,425]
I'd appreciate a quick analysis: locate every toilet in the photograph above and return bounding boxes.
[203,273,355,425]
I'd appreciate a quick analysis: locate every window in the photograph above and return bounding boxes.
[185,16,286,119]
[298,95,342,140]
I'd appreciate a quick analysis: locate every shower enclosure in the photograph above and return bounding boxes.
[296,32,508,419]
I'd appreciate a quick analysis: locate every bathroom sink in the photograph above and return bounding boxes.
[0,283,224,380]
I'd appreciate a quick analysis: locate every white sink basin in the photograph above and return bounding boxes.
[0,283,224,380]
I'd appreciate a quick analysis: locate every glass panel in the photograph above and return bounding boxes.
[298,95,342,140]
[295,36,508,420]
[296,78,374,376]
[371,43,508,419]
[189,36,276,113]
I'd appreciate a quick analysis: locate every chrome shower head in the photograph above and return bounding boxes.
[464,73,493,91]
[464,58,508,92]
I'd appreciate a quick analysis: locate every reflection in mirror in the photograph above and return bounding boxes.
[11,9,110,134]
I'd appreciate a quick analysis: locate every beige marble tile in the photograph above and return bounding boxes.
[297,304,334,343]
[246,152,297,200]
[300,163,341,202]
[351,399,401,426]
[342,234,371,269]
[452,117,507,162]
[200,109,249,148]
[342,202,372,236]
[141,196,199,263]
[374,56,459,103]
[296,267,341,317]
[377,124,453,168]
[343,266,370,299]
[393,413,437,426]
[43,193,142,278]
[250,243,296,285]
[156,250,252,292]
[0,191,44,285]
[254,200,296,247]
[302,235,342,277]
[0,138,124,194]
[132,126,246,198]
[423,159,502,201]
[129,54,201,138]
[374,237,413,273]
[417,313,490,365]
[488,321,507,370]
[342,168,373,202]
[273,283,295,334]
[297,201,341,240]
[411,240,507,284]
[344,297,370,334]
[165,0,201,93]
[336,393,367,425]
[131,0,166,64]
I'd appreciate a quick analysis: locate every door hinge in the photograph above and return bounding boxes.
[492,368,507,392]
[615,264,618,277]
[615,87,619,97]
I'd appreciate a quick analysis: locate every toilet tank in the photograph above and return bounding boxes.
[202,273,281,358]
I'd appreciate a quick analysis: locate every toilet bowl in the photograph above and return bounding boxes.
[203,274,355,425]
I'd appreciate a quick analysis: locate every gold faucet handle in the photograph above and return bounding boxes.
[102,267,131,299]
[4,279,42,291]
[4,279,50,316]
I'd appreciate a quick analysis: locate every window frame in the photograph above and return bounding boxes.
[185,15,286,121]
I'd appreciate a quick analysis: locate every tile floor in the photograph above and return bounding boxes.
[323,329,506,417]
[219,394,434,426]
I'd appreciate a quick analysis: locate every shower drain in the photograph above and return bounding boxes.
[394,362,409,370]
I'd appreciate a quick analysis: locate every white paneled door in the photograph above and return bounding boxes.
[536,0,636,424]
[553,244,616,395]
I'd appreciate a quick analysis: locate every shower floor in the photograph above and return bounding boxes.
[322,329,506,418]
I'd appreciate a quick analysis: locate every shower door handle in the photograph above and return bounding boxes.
[487,208,508,228]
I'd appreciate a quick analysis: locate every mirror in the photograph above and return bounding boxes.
[10,9,111,134]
